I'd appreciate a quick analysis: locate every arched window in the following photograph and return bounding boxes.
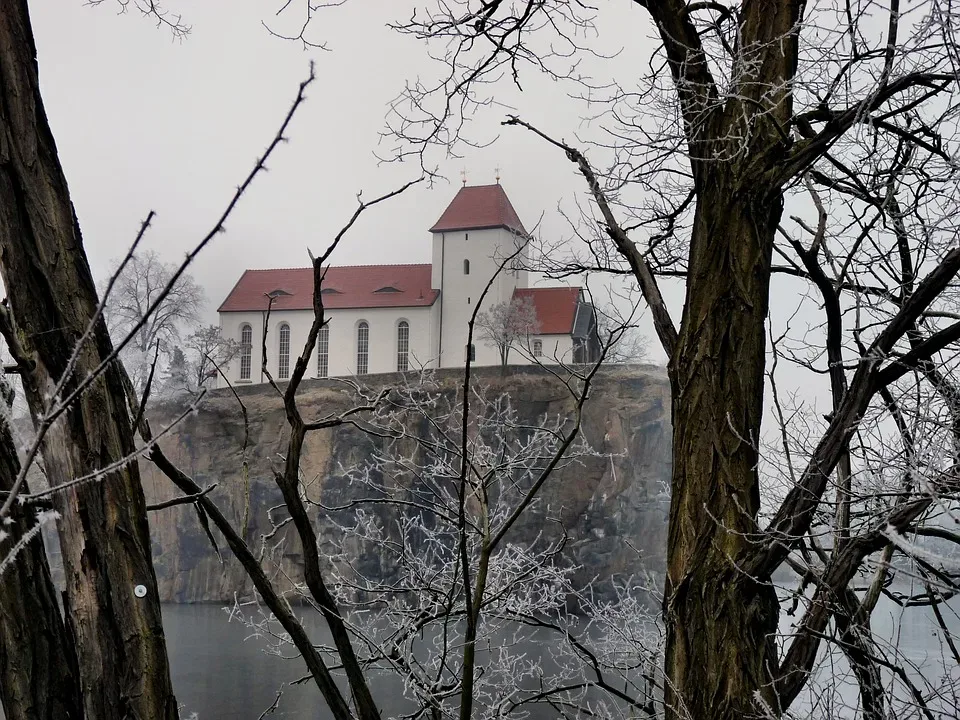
[357,321,369,375]
[397,321,410,372]
[463,258,470,275]
[317,324,329,378]
[278,323,291,380]
[239,324,252,380]
[532,339,543,358]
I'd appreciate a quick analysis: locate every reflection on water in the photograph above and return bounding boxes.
[164,604,334,719]
[163,593,959,720]
[164,605,566,720]
[782,590,960,718]
[1,597,953,720]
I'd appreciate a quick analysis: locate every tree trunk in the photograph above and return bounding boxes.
[0,387,83,720]
[0,4,177,719]
[663,175,783,719]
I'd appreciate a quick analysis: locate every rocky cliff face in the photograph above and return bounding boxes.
[139,365,671,603]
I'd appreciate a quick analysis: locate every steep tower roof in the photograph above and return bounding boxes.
[429,184,527,235]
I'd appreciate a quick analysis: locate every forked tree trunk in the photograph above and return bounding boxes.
[0,3,177,718]
[663,175,783,719]
[0,387,82,720]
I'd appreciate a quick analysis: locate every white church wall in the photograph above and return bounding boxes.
[472,333,575,367]
[435,227,529,368]
[528,334,574,365]
[218,310,270,385]
[219,309,315,385]
[431,233,443,290]
[219,304,438,384]
[320,305,437,376]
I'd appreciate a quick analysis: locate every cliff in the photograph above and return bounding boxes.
[138,365,671,603]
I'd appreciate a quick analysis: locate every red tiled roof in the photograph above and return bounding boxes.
[218,264,439,312]
[513,287,582,335]
[430,184,527,235]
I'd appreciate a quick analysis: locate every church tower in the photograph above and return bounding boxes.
[430,183,530,368]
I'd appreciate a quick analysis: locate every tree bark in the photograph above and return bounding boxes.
[652,1,806,714]
[0,388,83,720]
[662,175,783,719]
[0,3,177,719]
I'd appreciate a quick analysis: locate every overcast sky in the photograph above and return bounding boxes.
[29,0,841,412]
[29,0,681,352]
[23,0,856,498]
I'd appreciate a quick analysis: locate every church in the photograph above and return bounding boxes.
[217,183,599,384]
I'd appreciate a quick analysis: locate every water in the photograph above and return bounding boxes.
[163,605,564,720]
[782,593,960,718]
[164,604,350,719]
[162,604,625,720]
[162,596,960,720]
[0,599,952,719]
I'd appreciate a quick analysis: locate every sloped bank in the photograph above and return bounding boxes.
[139,365,671,604]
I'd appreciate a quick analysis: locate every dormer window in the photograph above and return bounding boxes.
[374,286,401,294]
[267,288,291,299]
[320,287,342,294]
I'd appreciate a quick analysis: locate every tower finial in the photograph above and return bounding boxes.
[495,165,501,184]
[461,168,468,186]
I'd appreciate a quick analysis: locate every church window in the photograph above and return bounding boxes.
[239,324,252,380]
[357,321,369,375]
[317,324,329,378]
[397,321,410,372]
[278,323,291,380]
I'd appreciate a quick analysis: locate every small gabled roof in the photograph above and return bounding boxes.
[430,184,527,235]
[513,286,582,335]
[218,264,438,312]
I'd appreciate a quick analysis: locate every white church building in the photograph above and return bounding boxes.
[217,184,600,384]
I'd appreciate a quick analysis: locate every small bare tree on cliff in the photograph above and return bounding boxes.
[476,295,540,366]
[164,325,239,397]
[104,248,205,393]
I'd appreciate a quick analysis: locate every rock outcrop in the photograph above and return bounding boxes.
[138,365,671,603]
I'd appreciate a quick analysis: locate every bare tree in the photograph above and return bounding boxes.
[105,248,205,391]
[150,249,650,720]
[11,0,960,718]
[475,295,541,366]
[164,325,239,397]
[0,377,81,720]
[0,4,180,718]
[312,361,657,720]
[0,3,321,718]
[278,0,960,718]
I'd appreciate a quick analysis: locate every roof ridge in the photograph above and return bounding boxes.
[516,285,583,291]
[244,263,431,272]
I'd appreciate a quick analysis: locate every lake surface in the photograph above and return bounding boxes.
[162,595,960,720]
[1,598,953,719]
[164,604,341,719]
